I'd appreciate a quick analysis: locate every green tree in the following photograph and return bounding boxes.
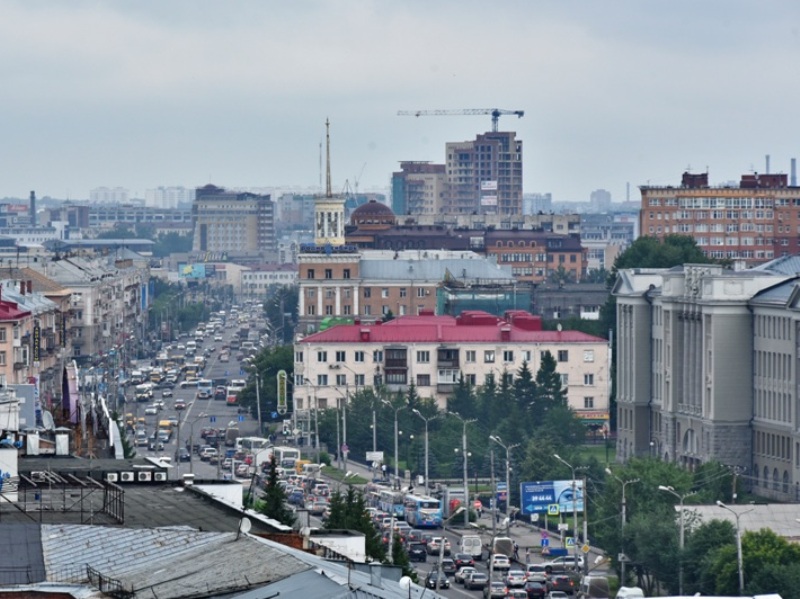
[325,487,386,562]
[513,361,537,428]
[263,285,299,345]
[683,519,735,595]
[390,536,417,581]
[152,232,193,257]
[448,374,476,418]
[257,454,296,526]
[534,351,567,420]
[236,345,293,427]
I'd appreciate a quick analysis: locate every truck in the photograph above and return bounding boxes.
[460,535,483,560]
[489,536,514,560]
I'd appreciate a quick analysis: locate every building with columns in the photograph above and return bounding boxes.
[613,257,800,501]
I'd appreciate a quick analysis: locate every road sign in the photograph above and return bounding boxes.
[341,444,349,454]
[557,523,569,531]
[277,370,288,415]
[541,531,549,539]
[548,504,560,516]
[238,415,245,422]
[530,513,539,523]
[582,544,591,554]
[366,451,384,462]
[540,538,550,548]
[210,416,217,423]
[566,537,575,547]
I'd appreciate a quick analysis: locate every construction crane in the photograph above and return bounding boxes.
[397,108,525,132]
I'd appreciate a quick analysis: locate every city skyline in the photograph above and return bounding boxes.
[2,1,799,202]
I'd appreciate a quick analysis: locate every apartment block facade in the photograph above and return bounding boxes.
[391,162,447,216]
[192,185,275,254]
[640,171,800,265]
[613,257,800,500]
[293,310,609,424]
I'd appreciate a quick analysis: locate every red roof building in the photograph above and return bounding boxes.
[294,310,609,426]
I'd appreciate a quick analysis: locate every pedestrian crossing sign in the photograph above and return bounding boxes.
[548,504,560,516]
[566,537,575,547]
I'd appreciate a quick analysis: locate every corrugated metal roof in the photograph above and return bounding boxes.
[752,254,800,275]
[41,524,310,598]
[359,258,513,282]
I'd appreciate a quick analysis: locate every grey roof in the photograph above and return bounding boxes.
[39,523,309,598]
[360,258,513,282]
[0,523,45,584]
[750,278,800,306]
[752,254,800,276]
[682,503,800,541]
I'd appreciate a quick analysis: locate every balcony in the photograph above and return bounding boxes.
[437,348,460,368]
[437,383,455,394]
[13,361,26,371]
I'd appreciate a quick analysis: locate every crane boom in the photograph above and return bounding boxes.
[397,108,524,132]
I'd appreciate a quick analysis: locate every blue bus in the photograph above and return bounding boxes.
[378,487,406,519]
[404,494,443,528]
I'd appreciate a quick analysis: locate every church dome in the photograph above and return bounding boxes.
[350,200,396,226]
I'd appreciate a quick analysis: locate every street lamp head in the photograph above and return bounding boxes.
[412,408,421,416]
[605,467,613,476]
[553,454,561,460]
[716,500,726,508]
[658,485,674,492]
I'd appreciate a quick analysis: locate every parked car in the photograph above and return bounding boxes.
[424,571,450,590]
[407,543,427,562]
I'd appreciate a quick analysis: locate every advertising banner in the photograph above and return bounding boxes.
[276,370,288,415]
[480,195,498,206]
[481,180,498,191]
[519,480,585,515]
[178,263,207,279]
[32,324,40,364]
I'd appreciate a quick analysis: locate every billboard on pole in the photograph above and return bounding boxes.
[519,480,584,514]
[276,370,288,415]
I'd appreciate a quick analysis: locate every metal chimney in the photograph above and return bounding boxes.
[29,191,36,226]
[792,158,797,186]
[766,154,771,174]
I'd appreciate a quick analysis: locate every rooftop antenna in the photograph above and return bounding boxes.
[319,139,323,192]
[325,118,332,198]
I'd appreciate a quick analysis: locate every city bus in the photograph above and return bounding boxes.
[273,446,300,469]
[236,437,271,453]
[404,494,443,528]
[378,487,406,519]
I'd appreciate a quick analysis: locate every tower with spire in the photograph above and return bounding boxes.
[313,119,346,247]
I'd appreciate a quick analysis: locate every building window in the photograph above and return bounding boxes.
[400,288,407,298]
[307,288,316,299]
[560,373,569,386]
[295,351,303,363]
[343,305,352,315]
[325,288,334,299]
[0,329,6,343]
[354,351,365,362]
[343,269,351,279]
[364,287,371,298]
[583,350,595,362]
[417,288,426,297]
[417,350,430,363]
[386,370,407,385]
[374,373,383,387]
[584,397,594,409]
[484,350,495,363]
[523,350,532,362]
[466,350,476,363]
[417,374,431,386]
[325,268,333,279]
[336,374,347,386]
[355,374,365,386]
[307,269,315,279]
[295,374,304,386]
[382,305,390,315]
[317,374,328,386]
[465,374,477,385]
[502,372,514,385]
[335,351,346,362]
[325,305,333,315]
[503,350,514,363]
[307,305,316,315]
[584,374,594,385]
[373,350,383,362]
[381,288,389,298]
[317,351,328,362]
[364,305,372,315]
[558,350,569,362]
[0,351,6,366]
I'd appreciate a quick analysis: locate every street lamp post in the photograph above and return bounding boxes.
[303,378,320,463]
[606,468,640,586]
[716,500,754,595]
[658,485,696,595]
[554,454,581,572]
[254,372,262,437]
[490,435,520,519]
[412,409,437,491]
[381,399,405,487]
[450,412,476,528]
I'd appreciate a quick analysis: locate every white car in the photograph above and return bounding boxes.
[144,405,158,415]
[490,553,511,570]
[214,335,223,342]
[506,569,527,587]
[455,566,476,584]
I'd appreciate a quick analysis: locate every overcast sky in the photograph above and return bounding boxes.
[2,0,800,203]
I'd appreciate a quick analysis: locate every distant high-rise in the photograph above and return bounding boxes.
[145,186,195,209]
[391,161,446,215]
[523,193,552,215]
[90,187,129,204]
[590,189,612,213]
[444,131,523,215]
[191,185,275,254]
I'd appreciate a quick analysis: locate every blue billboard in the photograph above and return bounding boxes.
[519,480,584,515]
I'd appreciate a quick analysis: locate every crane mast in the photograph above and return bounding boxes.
[397,108,525,132]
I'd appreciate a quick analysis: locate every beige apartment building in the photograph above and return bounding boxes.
[293,310,610,427]
[640,171,800,265]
